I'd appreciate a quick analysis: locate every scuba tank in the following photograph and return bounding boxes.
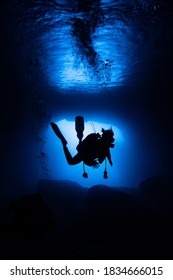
[75,116,88,178]
[75,116,84,142]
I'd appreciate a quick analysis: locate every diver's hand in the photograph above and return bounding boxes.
[93,160,100,169]
[109,160,113,166]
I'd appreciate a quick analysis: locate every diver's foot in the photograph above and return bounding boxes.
[50,122,67,146]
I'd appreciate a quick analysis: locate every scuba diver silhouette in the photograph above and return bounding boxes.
[50,116,115,178]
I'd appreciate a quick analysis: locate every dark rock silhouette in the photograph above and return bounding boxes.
[139,176,173,213]
[88,184,137,210]
[1,193,56,234]
[37,179,88,204]
[1,177,173,259]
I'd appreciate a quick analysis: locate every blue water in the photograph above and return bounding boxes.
[1,0,172,189]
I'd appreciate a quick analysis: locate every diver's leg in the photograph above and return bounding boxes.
[50,122,82,165]
[63,146,82,165]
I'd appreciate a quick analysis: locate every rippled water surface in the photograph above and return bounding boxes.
[2,0,172,93]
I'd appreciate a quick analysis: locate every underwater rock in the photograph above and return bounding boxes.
[37,180,88,204]
[88,184,137,211]
[139,176,173,213]
[2,193,56,234]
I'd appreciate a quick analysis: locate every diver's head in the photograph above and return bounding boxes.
[101,128,115,146]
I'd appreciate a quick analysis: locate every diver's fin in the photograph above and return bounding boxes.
[50,122,67,146]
